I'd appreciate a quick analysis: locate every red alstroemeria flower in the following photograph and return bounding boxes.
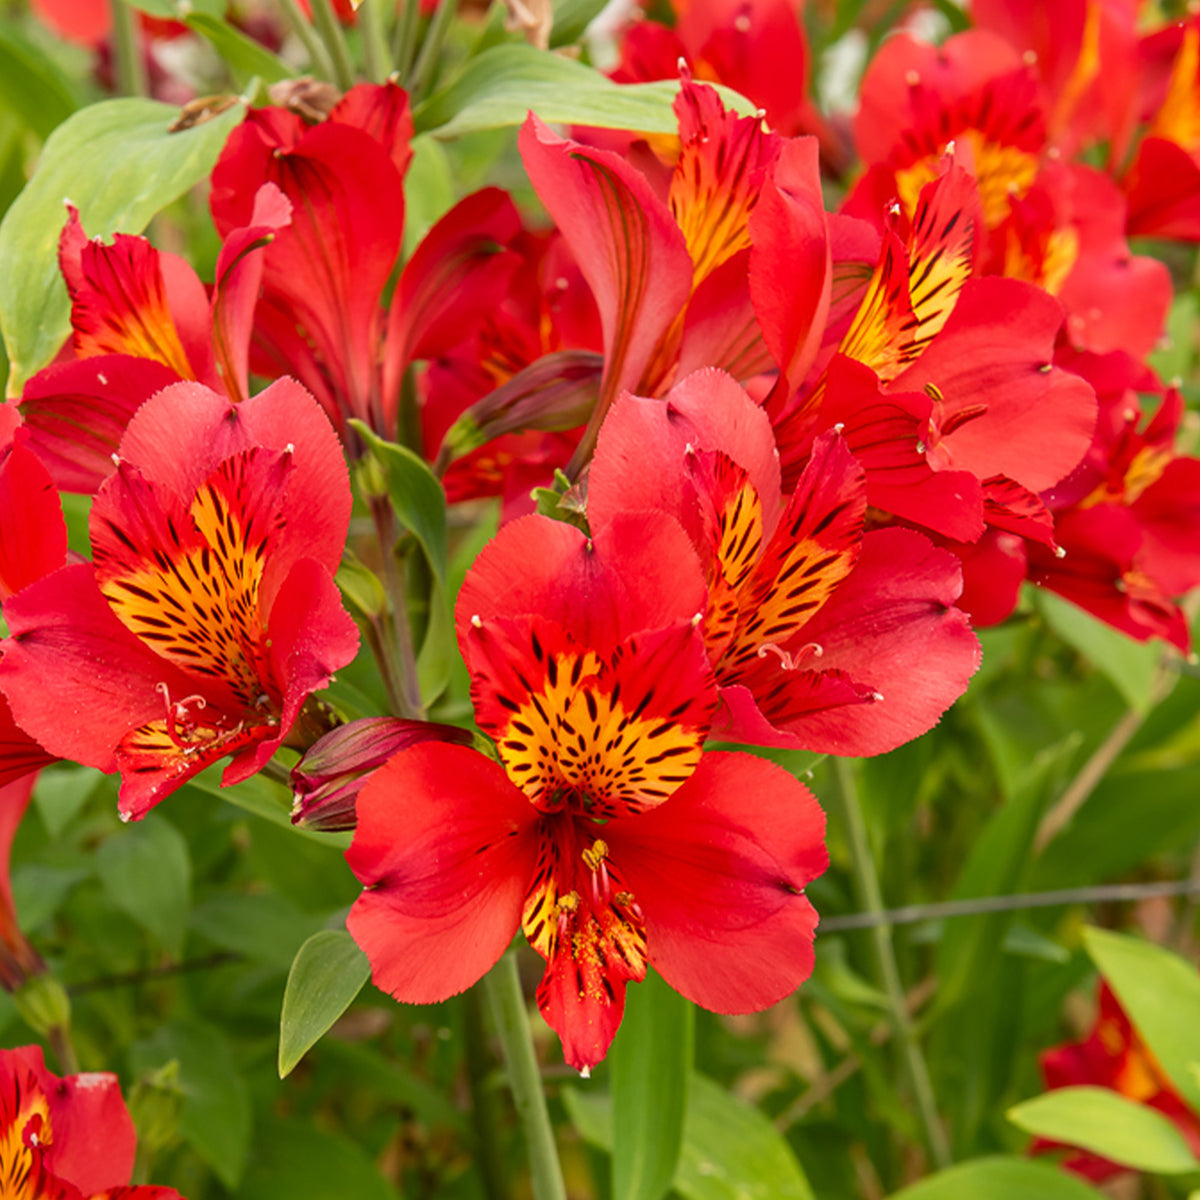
[514,76,791,472]
[587,368,980,755]
[0,1044,181,1198]
[844,29,1171,358]
[0,430,67,602]
[1124,20,1200,241]
[210,83,524,444]
[348,514,827,1070]
[8,186,291,496]
[765,157,1096,549]
[1035,980,1200,1181]
[1021,350,1200,647]
[609,0,844,168]
[0,378,359,819]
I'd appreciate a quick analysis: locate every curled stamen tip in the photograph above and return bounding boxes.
[111,452,121,465]
[1054,546,1067,559]
[833,422,845,434]
[470,614,482,628]
[684,442,696,455]
[691,612,703,627]
[119,810,131,824]
[579,1066,592,1079]
[871,691,885,702]
[945,139,956,155]
[285,442,295,454]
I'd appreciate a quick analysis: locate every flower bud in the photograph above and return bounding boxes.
[292,717,473,831]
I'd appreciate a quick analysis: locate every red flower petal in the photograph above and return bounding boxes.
[609,751,827,1013]
[0,437,66,599]
[346,744,538,1004]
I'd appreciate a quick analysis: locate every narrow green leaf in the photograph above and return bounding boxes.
[566,1072,815,1200]
[404,134,457,256]
[888,1157,1105,1199]
[611,971,692,1200]
[0,16,81,140]
[130,1019,252,1189]
[185,13,293,85]
[95,814,191,958]
[351,423,447,586]
[0,96,245,393]
[413,43,754,139]
[1036,590,1166,713]
[1009,1086,1200,1174]
[1084,927,1200,1113]
[279,929,372,1077]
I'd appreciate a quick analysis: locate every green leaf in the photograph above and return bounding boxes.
[610,971,692,1200]
[888,1157,1105,1199]
[566,1072,815,1200]
[189,893,325,972]
[279,929,372,1078]
[404,134,456,256]
[550,0,609,47]
[351,423,447,586]
[130,1019,252,1189]
[0,16,81,141]
[0,96,245,393]
[1009,1086,1200,1174]
[1084,927,1200,1112]
[413,43,755,139]
[95,813,191,957]
[32,763,106,839]
[1036,590,1166,713]
[234,1115,397,1200]
[185,13,293,85]
[351,422,454,700]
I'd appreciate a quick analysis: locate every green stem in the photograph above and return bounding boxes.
[111,0,147,97]
[464,987,509,1200]
[407,0,458,100]
[275,0,337,82]
[360,0,392,83]
[368,495,426,720]
[833,757,951,1170]
[309,0,357,91]
[47,1022,79,1075]
[483,953,567,1200]
[392,0,422,83]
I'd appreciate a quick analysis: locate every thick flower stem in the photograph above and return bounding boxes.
[407,0,458,101]
[833,757,951,1170]
[483,953,568,1200]
[360,0,392,84]
[464,987,509,1200]
[309,0,357,91]
[392,0,421,82]
[111,0,147,97]
[274,0,337,81]
[368,495,426,721]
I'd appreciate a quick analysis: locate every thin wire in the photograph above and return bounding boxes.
[820,878,1200,933]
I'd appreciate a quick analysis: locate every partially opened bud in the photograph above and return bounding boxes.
[292,717,473,831]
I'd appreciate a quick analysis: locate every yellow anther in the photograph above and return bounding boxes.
[581,839,609,872]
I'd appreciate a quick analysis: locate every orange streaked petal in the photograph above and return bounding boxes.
[58,208,197,381]
[1149,24,1200,155]
[91,449,290,706]
[668,78,783,288]
[0,1058,53,1200]
[839,164,978,384]
[524,820,647,1072]
[467,617,717,817]
[717,433,866,682]
[116,716,268,802]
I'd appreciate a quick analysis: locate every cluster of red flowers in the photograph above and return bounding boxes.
[1,0,1198,1092]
